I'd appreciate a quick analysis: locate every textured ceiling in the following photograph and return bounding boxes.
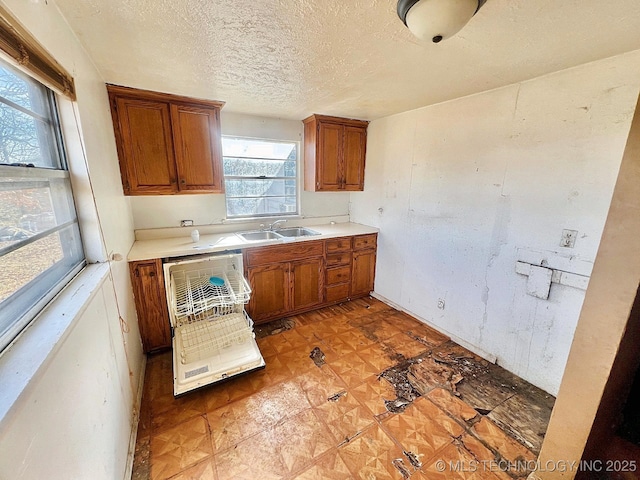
[53,0,640,120]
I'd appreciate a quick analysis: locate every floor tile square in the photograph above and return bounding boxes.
[351,375,397,417]
[291,449,353,480]
[358,342,398,371]
[382,333,430,359]
[296,365,347,407]
[208,379,311,450]
[338,424,407,480]
[355,316,403,342]
[381,397,464,466]
[203,373,262,412]
[151,392,207,433]
[459,434,513,480]
[274,409,335,474]
[214,428,287,480]
[314,390,375,445]
[421,441,504,480]
[328,350,382,388]
[170,458,217,480]
[150,416,212,480]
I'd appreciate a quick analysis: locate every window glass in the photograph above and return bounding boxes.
[222,137,298,218]
[0,60,85,351]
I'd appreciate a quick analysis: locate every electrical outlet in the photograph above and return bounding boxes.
[560,229,578,248]
[437,299,445,310]
[180,219,194,227]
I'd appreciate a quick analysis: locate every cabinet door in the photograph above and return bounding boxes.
[171,104,224,193]
[129,260,171,353]
[343,125,366,190]
[247,263,290,322]
[317,122,343,191]
[115,97,177,194]
[291,257,324,311]
[351,249,376,298]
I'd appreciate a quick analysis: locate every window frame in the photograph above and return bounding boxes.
[0,60,85,352]
[221,135,300,219]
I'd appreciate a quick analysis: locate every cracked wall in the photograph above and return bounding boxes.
[350,50,640,395]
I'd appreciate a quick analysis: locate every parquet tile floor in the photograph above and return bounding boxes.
[132,298,552,480]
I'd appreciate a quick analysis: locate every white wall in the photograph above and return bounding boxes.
[130,111,351,230]
[0,0,142,478]
[350,51,640,395]
[0,272,134,480]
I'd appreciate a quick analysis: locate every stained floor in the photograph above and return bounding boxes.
[132,298,554,480]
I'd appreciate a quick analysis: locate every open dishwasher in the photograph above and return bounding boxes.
[163,252,265,396]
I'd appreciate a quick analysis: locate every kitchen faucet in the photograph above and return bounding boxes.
[268,219,287,231]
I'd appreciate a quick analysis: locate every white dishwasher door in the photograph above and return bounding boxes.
[164,253,264,396]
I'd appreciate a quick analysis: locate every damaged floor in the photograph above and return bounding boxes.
[132,298,554,480]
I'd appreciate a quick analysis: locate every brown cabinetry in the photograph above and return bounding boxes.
[129,259,171,353]
[352,249,377,297]
[351,234,377,298]
[245,240,324,323]
[246,263,290,321]
[245,233,378,323]
[303,114,368,192]
[324,233,378,303]
[107,85,224,195]
[324,237,353,303]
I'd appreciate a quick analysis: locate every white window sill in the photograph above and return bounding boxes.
[0,263,110,424]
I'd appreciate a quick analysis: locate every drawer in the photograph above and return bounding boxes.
[325,237,351,254]
[325,283,350,303]
[245,240,323,266]
[353,234,377,251]
[326,252,351,267]
[326,265,351,285]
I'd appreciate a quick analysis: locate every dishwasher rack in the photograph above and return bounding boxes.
[169,255,251,322]
[178,311,254,365]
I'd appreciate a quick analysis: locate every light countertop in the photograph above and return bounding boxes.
[127,222,379,262]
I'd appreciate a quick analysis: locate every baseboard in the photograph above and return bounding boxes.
[370,292,498,364]
[123,355,147,480]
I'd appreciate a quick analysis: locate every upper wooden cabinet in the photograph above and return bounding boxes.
[107,85,225,195]
[303,114,369,192]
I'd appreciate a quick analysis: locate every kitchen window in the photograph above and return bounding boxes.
[0,60,85,351]
[222,136,298,218]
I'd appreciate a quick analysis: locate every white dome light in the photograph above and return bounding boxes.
[398,0,480,43]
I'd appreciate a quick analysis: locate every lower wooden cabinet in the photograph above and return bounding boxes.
[245,234,377,324]
[245,240,325,323]
[246,263,290,321]
[129,259,171,353]
[351,248,377,297]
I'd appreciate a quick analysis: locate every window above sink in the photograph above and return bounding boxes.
[222,136,299,219]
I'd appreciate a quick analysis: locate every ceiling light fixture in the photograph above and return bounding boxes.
[397,0,486,43]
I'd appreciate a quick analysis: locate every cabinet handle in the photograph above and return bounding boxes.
[149,271,156,277]
[180,178,186,185]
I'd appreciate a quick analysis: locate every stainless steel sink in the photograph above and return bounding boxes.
[276,227,321,238]
[238,231,283,241]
